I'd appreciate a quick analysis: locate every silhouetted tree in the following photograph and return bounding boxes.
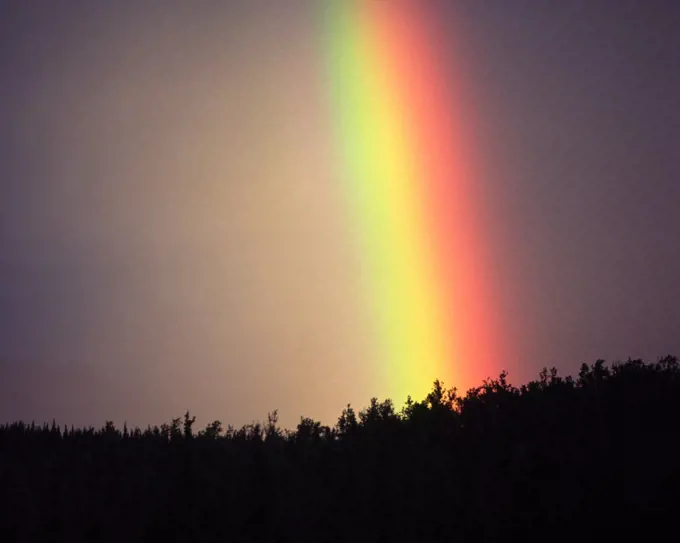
[1,356,679,541]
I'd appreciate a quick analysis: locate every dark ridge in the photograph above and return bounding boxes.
[1,355,679,542]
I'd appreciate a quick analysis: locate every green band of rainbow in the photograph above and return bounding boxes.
[323,1,498,401]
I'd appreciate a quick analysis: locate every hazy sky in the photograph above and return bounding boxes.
[2,0,679,430]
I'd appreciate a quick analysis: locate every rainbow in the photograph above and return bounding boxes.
[323,1,498,402]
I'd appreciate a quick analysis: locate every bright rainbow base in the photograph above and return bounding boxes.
[323,1,497,402]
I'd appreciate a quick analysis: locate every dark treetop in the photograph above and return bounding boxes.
[1,356,679,542]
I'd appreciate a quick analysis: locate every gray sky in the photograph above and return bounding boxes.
[1,0,679,430]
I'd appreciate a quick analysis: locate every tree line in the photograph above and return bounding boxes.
[1,356,679,542]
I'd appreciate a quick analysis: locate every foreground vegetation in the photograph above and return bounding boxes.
[2,356,679,541]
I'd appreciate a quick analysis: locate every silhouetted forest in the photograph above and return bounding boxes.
[2,356,680,542]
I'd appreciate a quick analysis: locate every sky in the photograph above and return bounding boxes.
[1,0,679,430]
